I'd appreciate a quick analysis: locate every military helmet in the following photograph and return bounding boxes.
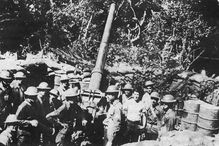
[161,94,176,103]
[151,92,160,100]
[145,81,154,87]
[24,86,38,96]
[49,89,59,97]
[64,88,79,98]
[0,70,12,80]
[122,83,133,91]
[37,82,51,90]
[14,71,26,79]
[106,85,119,93]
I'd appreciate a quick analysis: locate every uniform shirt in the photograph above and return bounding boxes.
[142,92,152,110]
[161,108,176,132]
[16,99,40,121]
[46,101,85,126]
[37,95,51,117]
[146,105,164,129]
[121,94,132,104]
[123,99,145,122]
[103,99,122,131]
[57,85,67,101]
[0,82,13,124]
[11,81,25,113]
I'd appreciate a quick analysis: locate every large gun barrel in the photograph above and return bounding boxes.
[89,3,116,90]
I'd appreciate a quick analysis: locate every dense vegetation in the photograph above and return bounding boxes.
[0,0,219,94]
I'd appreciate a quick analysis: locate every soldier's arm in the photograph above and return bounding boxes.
[46,103,66,119]
[15,101,27,119]
[113,105,122,123]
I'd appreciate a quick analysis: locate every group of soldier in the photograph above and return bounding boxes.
[0,68,178,146]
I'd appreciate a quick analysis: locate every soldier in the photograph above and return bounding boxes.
[0,70,13,128]
[121,83,133,104]
[37,82,51,117]
[123,88,146,143]
[46,88,87,146]
[145,92,164,140]
[11,71,26,113]
[160,94,177,136]
[103,85,122,146]
[142,81,155,109]
[81,68,91,83]
[57,75,69,101]
[49,89,62,112]
[69,79,81,93]
[16,86,54,146]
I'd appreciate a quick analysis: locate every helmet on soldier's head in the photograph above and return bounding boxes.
[49,89,59,97]
[25,86,38,96]
[37,82,51,90]
[14,71,26,79]
[151,92,160,100]
[64,88,79,98]
[145,81,154,87]
[122,83,133,91]
[106,85,119,94]
[161,94,176,103]
[0,70,12,80]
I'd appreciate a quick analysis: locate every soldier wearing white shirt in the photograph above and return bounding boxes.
[123,89,146,143]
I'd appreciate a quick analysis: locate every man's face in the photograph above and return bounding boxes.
[62,81,69,89]
[38,90,49,102]
[106,93,116,103]
[66,96,77,104]
[49,94,57,103]
[151,98,158,107]
[124,90,132,97]
[145,86,153,94]
[27,95,37,103]
[133,91,140,101]
[15,79,23,85]
[162,102,174,111]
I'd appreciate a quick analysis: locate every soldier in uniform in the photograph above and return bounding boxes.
[49,89,62,112]
[57,75,69,101]
[46,88,87,146]
[160,94,177,136]
[11,71,26,113]
[145,92,164,140]
[0,70,13,129]
[37,82,51,116]
[103,85,122,146]
[16,86,54,146]
[142,81,155,109]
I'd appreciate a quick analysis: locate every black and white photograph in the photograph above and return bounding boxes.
[0,0,219,146]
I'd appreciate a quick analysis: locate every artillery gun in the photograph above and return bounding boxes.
[80,3,116,108]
